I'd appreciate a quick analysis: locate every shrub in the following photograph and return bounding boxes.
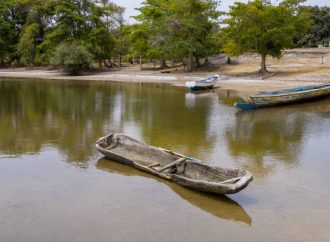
[50,43,93,75]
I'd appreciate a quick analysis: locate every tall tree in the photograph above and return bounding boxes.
[135,0,221,71]
[16,0,49,66]
[0,0,125,68]
[297,6,330,47]
[0,0,12,65]
[17,23,40,66]
[135,0,171,69]
[222,0,311,75]
[128,23,150,70]
[97,0,124,66]
[0,0,30,65]
[38,0,93,60]
[36,0,123,66]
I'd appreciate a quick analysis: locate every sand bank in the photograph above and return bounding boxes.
[1,48,329,93]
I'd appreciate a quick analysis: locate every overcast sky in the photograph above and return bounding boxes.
[111,0,330,23]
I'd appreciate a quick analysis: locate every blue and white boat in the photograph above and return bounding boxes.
[234,83,330,110]
[185,75,219,91]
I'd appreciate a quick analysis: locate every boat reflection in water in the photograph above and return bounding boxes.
[96,158,252,226]
[227,98,330,178]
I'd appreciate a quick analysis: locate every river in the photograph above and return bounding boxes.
[0,79,330,241]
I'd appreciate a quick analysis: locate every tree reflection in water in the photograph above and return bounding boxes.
[0,80,216,164]
[226,99,330,178]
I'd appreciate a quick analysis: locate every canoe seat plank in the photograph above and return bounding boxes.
[147,162,160,168]
[158,157,186,172]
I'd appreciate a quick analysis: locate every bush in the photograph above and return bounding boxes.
[50,43,93,75]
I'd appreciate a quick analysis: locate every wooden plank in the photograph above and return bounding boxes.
[158,157,186,172]
[147,162,160,168]
[157,147,201,162]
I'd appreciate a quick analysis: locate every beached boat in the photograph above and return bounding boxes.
[185,75,219,91]
[234,83,330,110]
[95,133,252,194]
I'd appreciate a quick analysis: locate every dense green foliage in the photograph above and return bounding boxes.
[134,0,221,71]
[0,0,28,66]
[50,42,93,74]
[0,0,326,74]
[222,0,311,74]
[0,0,123,71]
[297,6,330,47]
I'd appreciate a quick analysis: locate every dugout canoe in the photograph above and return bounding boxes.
[95,133,252,194]
[96,157,252,225]
[234,82,330,110]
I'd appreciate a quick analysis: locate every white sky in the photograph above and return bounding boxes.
[111,0,330,23]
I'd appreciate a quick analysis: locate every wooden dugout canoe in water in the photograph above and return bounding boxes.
[95,133,253,194]
[96,158,252,225]
[234,83,330,110]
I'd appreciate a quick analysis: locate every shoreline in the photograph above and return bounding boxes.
[1,48,330,92]
[0,68,326,93]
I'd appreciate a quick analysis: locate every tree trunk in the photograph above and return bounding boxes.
[139,55,142,70]
[118,54,122,67]
[195,56,201,68]
[160,58,166,69]
[0,53,4,67]
[187,52,193,72]
[260,54,268,75]
[227,56,231,64]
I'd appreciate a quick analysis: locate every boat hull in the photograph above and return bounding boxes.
[185,75,219,91]
[252,85,330,105]
[190,84,215,91]
[96,133,252,194]
[234,103,258,110]
[235,83,330,110]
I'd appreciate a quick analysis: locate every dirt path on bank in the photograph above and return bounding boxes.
[1,48,330,93]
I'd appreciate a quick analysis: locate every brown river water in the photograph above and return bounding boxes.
[0,79,330,242]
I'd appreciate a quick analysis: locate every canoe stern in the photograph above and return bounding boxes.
[170,161,253,194]
[170,171,253,194]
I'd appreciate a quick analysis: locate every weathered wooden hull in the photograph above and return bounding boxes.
[96,158,252,225]
[96,133,252,194]
[235,83,330,110]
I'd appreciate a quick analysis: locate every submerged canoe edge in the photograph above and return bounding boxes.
[95,133,253,194]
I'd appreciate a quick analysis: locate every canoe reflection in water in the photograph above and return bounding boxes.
[96,158,252,226]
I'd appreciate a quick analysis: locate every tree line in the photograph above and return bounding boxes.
[0,0,329,74]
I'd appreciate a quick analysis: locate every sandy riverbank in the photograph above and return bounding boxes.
[1,48,330,93]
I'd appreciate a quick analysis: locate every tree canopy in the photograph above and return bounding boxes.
[50,42,93,74]
[297,6,330,47]
[0,0,124,70]
[0,0,326,75]
[222,0,312,74]
[134,0,221,71]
